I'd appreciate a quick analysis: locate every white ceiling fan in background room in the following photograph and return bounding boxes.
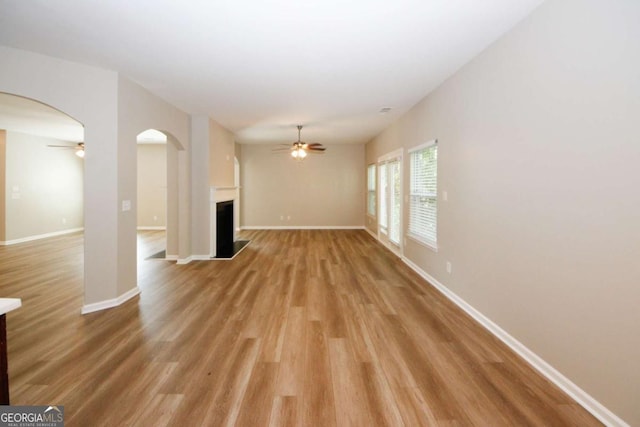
[272,125,326,160]
[47,142,85,158]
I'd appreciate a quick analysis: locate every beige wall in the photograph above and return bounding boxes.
[190,115,210,256]
[241,144,364,227]
[366,0,639,424]
[117,75,190,295]
[189,116,236,256]
[3,131,83,242]
[209,119,235,187]
[137,144,166,228]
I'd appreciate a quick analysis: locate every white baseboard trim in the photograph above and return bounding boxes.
[165,254,179,261]
[176,255,212,264]
[137,226,166,231]
[400,256,628,427]
[81,286,141,315]
[0,227,84,246]
[176,256,193,265]
[241,225,365,230]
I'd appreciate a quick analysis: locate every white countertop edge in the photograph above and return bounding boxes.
[0,298,22,315]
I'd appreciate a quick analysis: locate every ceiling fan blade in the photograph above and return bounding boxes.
[47,145,76,148]
[307,143,324,147]
[307,146,326,151]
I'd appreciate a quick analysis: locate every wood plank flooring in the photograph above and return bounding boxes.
[0,230,602,426]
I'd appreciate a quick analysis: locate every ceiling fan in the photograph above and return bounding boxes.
[273,125,326,159]
[47,142,85,158]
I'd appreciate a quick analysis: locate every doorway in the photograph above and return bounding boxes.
[378,149,403,256]
[0,92,85,303]
[136,129,168,261]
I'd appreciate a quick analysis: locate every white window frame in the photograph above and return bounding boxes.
[367,163,376,218]
[407,139,438,251]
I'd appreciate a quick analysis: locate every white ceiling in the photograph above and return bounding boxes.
[0,0,544,145]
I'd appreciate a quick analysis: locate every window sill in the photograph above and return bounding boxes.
[406,233,438,252]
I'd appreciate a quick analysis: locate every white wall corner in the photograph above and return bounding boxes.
[81,286,141,315]
[399,256,629,427]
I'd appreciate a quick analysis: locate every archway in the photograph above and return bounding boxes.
[136,129,168,261]
[0,92,85,302]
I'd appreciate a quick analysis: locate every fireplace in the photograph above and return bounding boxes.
[216,200,234,258]
[209,186,249,259]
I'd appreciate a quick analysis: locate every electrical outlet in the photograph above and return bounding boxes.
[62,218,67,224]
[122,200,131,211]
[287,215,291,221]
[443,191,448,201]
[446,261,452,274]
[153,215,158,221]
[280,215,284,221]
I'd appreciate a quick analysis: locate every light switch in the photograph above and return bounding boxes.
[122,200,131,211]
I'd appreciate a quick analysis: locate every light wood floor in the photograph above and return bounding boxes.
[1,230,601,426]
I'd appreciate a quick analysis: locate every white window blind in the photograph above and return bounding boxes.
[408,141,437,247]
[367,164,376,217]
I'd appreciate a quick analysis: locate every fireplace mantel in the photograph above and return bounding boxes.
[210,186,238,203]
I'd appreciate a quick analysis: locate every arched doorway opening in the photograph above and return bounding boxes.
[0,92,85,305]
[136,129,167,262]
[134,128,181,271]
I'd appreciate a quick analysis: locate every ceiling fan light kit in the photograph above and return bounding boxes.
[291,145,307,159]
[274,125,326,161]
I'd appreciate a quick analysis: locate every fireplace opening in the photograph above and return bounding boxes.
[214,200,249,259]
[216,200,234,257]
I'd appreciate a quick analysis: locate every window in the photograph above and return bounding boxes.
[367,164,376,217]
[408,140,438,248]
